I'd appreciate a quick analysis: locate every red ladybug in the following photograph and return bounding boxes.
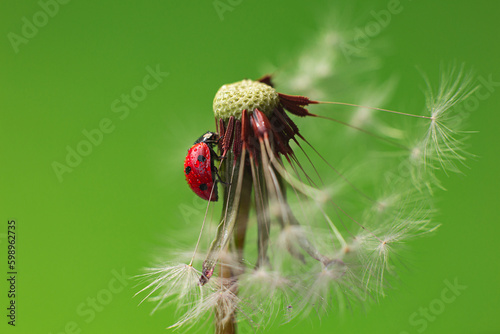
[184,132,220,201]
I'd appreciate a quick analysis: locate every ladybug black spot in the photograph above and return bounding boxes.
[185,166,192,175]
[199,183,208,191]
[197,154,206,162]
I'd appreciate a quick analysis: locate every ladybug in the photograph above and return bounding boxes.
[184,131,221,201]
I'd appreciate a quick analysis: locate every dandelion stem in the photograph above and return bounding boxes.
[215,258,237,334]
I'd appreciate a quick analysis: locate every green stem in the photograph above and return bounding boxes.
[215,261,237,334]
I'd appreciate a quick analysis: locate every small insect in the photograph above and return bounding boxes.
[184,131,221,201]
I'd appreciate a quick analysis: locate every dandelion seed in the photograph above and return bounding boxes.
[421,64,477,174]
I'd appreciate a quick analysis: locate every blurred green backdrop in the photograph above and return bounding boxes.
[1,1,499,333]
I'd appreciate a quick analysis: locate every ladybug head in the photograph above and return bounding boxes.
[194,131,219,145]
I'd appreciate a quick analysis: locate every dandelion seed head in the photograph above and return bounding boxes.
[376,239,391,256]
[135,263,202,313]
[419,64,477,176]
[213,79,279,120]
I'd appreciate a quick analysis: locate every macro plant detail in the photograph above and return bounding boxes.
[137,65,476,333]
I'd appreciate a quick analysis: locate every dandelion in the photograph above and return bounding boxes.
[138,64,475,332]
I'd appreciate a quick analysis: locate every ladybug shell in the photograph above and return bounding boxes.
[184,142,218,201]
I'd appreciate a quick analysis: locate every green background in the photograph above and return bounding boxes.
[1,1,499,333]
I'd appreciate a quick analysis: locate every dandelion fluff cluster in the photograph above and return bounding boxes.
[138,26,476,333]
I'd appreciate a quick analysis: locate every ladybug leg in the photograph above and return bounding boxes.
[209,146,230,185]
[211,148,228,162]
[208,146,221,161]
[214,166,231,186]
